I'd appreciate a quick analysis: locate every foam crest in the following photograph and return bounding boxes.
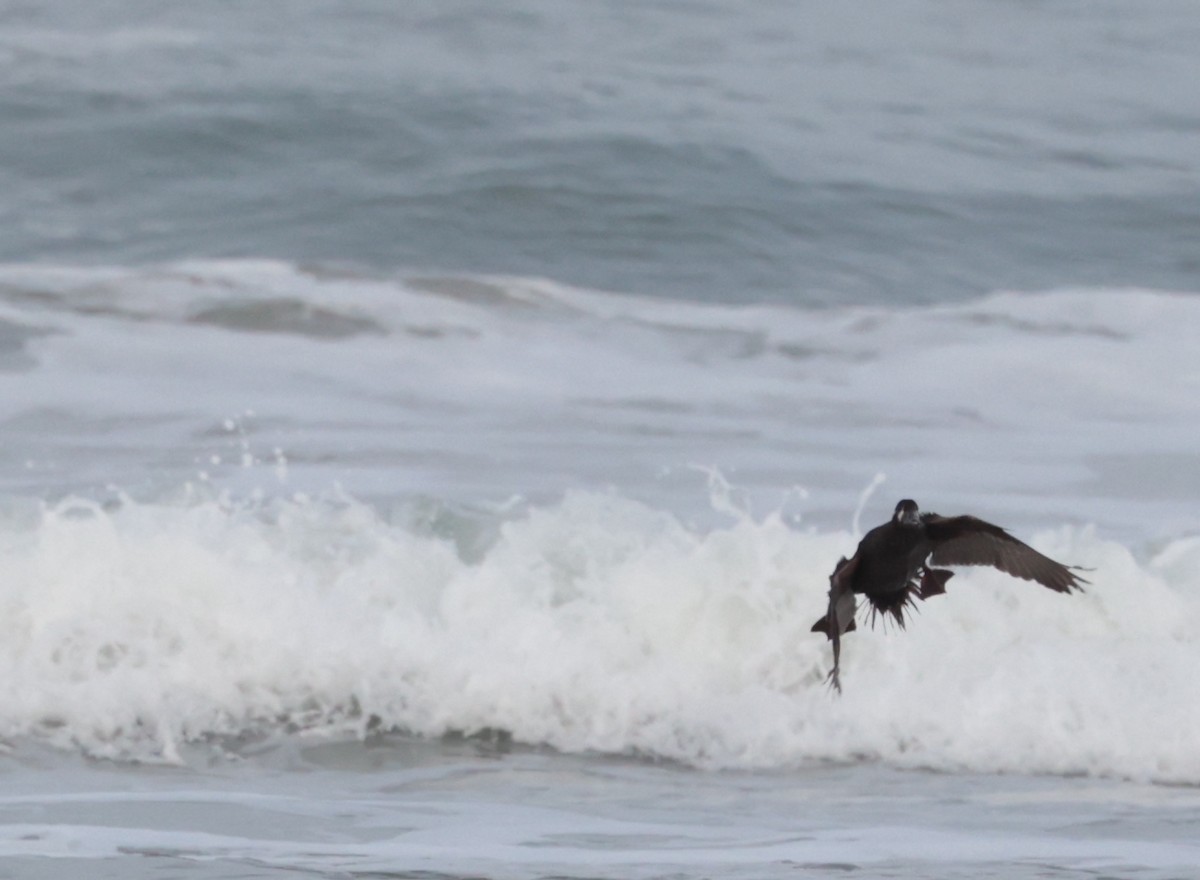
[1,491,1197,782]
[2,261,1199,542]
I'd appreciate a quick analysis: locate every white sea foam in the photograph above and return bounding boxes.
[1,489,1197,783]
[2,261,1199,781]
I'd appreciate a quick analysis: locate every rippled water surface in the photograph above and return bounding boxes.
[3,3,1200,877]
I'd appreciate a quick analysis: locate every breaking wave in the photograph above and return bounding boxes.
[1,489,1197,783]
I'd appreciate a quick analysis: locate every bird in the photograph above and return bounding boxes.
[811,499,1087,692]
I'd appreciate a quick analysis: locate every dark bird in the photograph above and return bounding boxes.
[812,499,1087,692]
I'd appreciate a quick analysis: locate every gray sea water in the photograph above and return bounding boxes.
[3,2,1200,878]
[4,0,1199,304]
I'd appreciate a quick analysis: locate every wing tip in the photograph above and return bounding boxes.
[1063,564,1091,592]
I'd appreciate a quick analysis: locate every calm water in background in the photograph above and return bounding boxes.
[2,2,1200,878]
[4,0,1199,304]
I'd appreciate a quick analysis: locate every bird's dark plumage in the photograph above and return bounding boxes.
[812,499,1087,692]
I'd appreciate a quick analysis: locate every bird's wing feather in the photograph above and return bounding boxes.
[922,514,1086,593]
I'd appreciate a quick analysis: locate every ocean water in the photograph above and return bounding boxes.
[2,2,1200,878]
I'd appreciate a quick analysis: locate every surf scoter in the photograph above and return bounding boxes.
[812,499,1087,692]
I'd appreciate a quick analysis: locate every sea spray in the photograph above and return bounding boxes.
[0,490,1197,781]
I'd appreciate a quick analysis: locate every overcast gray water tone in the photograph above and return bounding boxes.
[3,1,1199,304]
[3,3,1200,878]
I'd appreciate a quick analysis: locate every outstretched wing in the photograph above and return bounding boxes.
[922,514,1086,593]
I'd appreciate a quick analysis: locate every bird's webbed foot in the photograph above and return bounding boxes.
[918,567,953,599]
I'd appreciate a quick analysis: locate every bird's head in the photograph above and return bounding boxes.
[893,499,921,526]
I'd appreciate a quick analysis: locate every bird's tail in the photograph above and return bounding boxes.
[865,568,954,629]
